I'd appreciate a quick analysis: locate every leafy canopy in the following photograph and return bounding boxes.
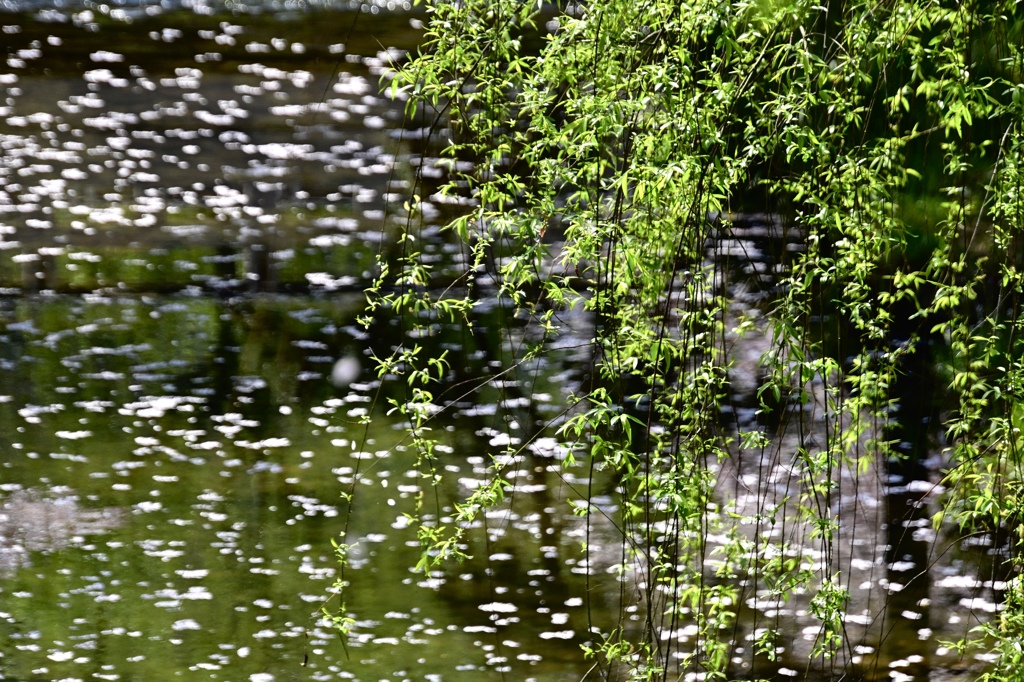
[339,0,1024,679]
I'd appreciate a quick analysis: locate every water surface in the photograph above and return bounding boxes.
[0,4,1010,681]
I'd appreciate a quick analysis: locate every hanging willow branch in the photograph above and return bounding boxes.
[346,0,1024,679]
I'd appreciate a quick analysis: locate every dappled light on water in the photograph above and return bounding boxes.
[0,3,1011,682]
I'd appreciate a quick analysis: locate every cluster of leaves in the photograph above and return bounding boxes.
[347,0,1024,679]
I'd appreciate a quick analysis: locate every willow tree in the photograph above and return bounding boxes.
[343,0,1024,679]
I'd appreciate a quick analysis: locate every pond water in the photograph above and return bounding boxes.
[0,2,1011,681]
[0,7,615,680]
[0,291,610,681]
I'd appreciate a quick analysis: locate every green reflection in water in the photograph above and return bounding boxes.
[0,293,601,681]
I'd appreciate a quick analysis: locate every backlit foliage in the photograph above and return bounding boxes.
[349,0,1024,678]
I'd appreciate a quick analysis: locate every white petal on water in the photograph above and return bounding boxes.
[235,438,288,450]
[935,575,979,589]
[959,597,1002,613]
[55,430,92,439]
[183,587,213,600]
[175,569,209,579]
[479,602,517,613]
[171,619,201,631]
[538,630,574,640]
[844,612,874,625]
[90,50,124,62]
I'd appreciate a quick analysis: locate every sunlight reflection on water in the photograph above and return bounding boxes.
[0,3,1007,681]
